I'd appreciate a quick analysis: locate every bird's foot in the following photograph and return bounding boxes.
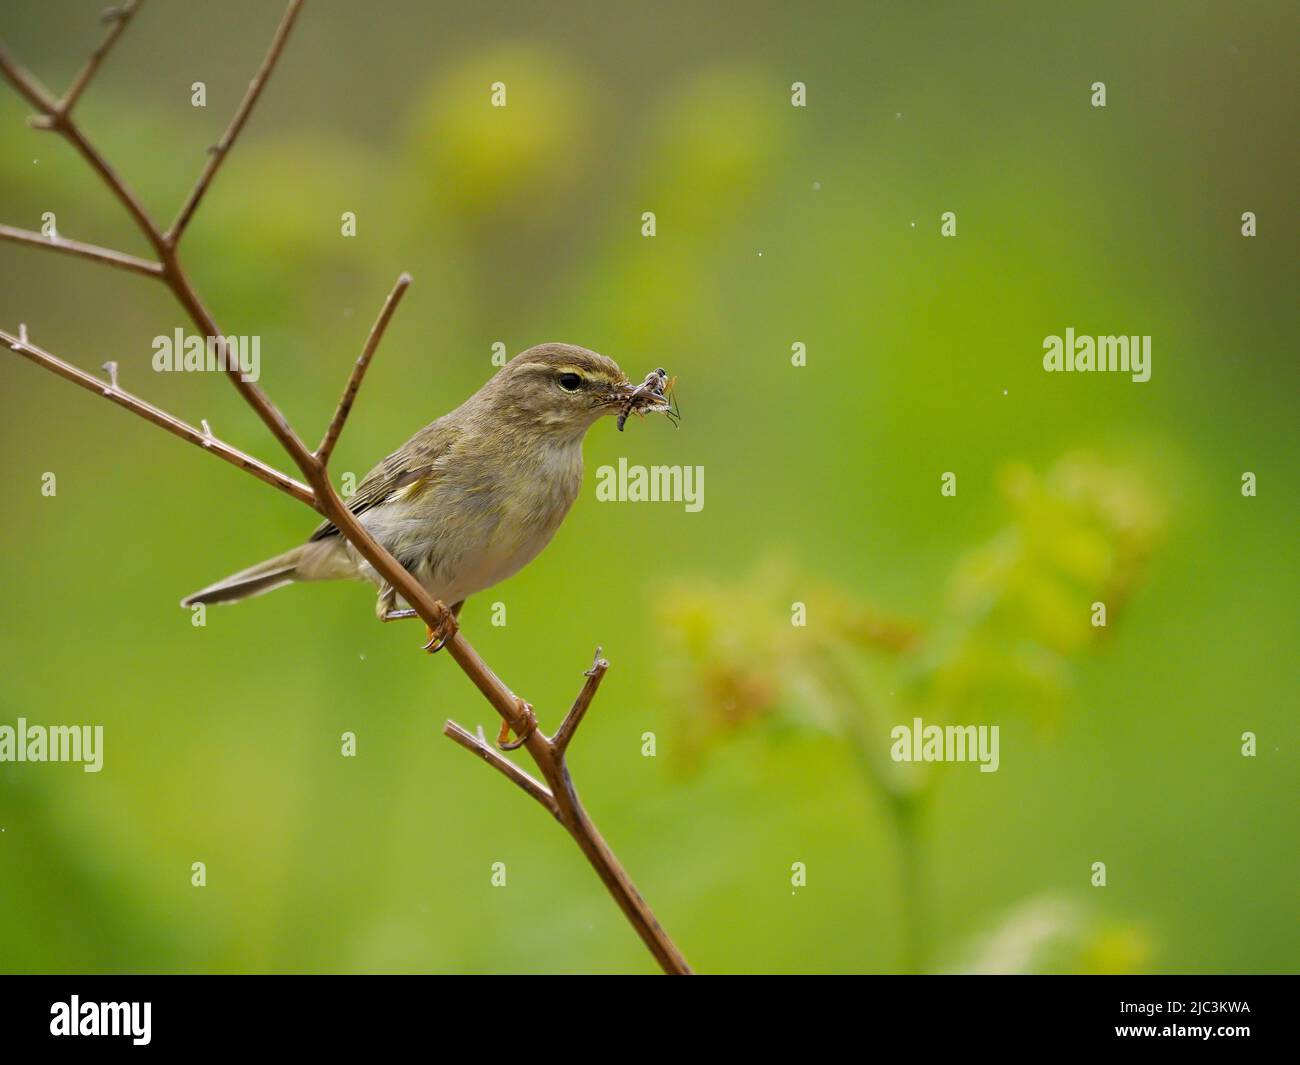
[422,608,459,653]
[497,699,537,751]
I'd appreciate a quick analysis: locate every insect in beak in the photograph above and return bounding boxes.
[616,368,678,431]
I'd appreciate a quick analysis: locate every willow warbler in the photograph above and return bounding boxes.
[181,344,669,627]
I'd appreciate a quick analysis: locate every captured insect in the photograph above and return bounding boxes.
[617,367,680,431]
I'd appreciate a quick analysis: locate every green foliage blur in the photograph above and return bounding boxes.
[0,0,1295,974]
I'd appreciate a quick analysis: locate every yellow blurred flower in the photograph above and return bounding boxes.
[406,45,590,220]
[659,455,1164,756]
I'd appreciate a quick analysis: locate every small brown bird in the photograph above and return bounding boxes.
[182,344,671,644]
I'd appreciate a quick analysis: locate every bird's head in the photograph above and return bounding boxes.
[482,343,638,439]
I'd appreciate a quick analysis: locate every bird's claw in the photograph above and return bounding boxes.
[422,609,459,653]
[497,700,537,751]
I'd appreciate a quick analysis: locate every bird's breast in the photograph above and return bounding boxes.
[409,439,585,604]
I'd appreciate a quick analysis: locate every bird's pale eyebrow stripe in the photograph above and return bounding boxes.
[517,361,619,384]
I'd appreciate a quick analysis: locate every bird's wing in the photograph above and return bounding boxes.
[309,421,460,542]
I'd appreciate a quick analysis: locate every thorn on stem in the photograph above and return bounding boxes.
[101,360,118,390]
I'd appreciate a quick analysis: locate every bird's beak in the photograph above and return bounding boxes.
[602,381,637,406]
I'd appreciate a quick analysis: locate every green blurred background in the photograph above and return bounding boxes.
[0,0,1295,974]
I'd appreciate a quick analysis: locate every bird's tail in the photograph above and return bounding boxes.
[180,546,307,607]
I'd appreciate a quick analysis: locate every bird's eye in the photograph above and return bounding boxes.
[558,372,582,392]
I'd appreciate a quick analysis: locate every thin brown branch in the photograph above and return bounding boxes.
[2,0,319,482]
[443,721,559,819]
[0,42,58,113]
[554,648,610,753]
[164,0,305,246]
[0,1,692,976]
[443,648,692,973]
[60,118,167,257]
[316,273,411,465]
[0,326,316,506]
[60,1,143,116]
[0,36,166,259]
[0,223,162,278]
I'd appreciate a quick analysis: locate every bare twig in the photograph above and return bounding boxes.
[0,1,691,974]
[0,326,315,506]
[443,721,559,819]
[60,1,142,116]
[164,0,304,245]
[0,40,165,261]
[0,41,56,113]
[443,649,690,974]
[317,273,411,465]
[0,223,163,278]
[553,648,609,753]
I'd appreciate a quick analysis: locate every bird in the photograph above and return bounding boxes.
[182,343,667,650]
